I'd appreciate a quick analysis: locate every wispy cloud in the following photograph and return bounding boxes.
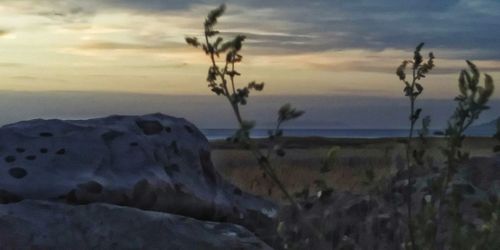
[76,41,184,51]
[0,0,499,98]
[0,62,23,68]
[3,0,500,58]
[36,6,94,23]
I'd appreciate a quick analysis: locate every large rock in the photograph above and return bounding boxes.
[0,114,277,237]
[0,200,271,250]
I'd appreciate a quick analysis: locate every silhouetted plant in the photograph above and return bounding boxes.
[185,4,304,210]
[320,146,339,173]
[402,60,496,249]
[412,115,438,250]
[185,8,500,249]
[437,61,495,249]
[396,43,435,250]
[443,61,494,177]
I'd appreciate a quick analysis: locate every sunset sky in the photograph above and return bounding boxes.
[0,0,499,127]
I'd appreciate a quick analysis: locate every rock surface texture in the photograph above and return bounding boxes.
[0,114,277,249]
[0,200,271,250]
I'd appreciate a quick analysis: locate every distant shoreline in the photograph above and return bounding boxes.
[202,128,494,141]
[209,136,497,149]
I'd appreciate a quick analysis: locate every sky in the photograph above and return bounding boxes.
[0,0,499,128]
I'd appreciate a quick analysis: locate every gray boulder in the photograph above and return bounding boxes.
[0,114,277,238]
[0,200,272,250]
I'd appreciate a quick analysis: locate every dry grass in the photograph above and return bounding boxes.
[211,137,497,203]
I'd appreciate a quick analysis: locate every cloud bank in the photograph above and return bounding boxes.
[0,0,499,98]
[9,0,498,58]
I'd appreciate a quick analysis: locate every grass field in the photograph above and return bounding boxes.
[211,137,498,202]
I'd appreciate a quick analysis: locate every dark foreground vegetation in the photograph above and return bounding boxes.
[187,4,500,249]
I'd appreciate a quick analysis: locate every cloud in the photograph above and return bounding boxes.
[97,0,197,12]
[36,6,94,22]
[0,63,22,68]
[0,0,95,23]
[9,75,68,83]
[3,0,500,59]
[233,0,499,58]
[132,0,498,62]
[2,0,500,64]
[77,41,183,51]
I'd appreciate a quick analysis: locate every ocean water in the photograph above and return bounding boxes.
[202,128,417,141]
[201,128,494,141]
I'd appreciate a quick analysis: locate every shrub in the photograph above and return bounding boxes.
[397,51,496,249]
[185,3,304,209]
[396,43,435,249]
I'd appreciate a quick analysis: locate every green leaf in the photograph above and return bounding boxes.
[413,42,425,68]
[185,37,200,48]
[204,4,226,29]
[321,146,339,173]
[278,103,305,123]
[477,74,494,105]
[210,87,224,95]
[226,51,243,63]
[396,61,408,81]
[232,35,246,51]
[248,81,265,91]
[484,74,495,98]
[416,83,424,94]
[213,37,223,50]
[466,60,480,90]
[404,86,412,96]
[232,88,250,105]
[459,71,468,95]
[415,42,425,52]
[412,108,422,122]
[207,66,217,81]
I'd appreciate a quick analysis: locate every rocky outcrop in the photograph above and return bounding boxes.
[0,114,277,245]
[0,200,271,250]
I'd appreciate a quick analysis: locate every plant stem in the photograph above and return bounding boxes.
[204,33,300,210]
[433,106,476,249]
[406,68,418,250]
[266,121,283,159]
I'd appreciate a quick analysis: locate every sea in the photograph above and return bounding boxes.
[200,128,495,141]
